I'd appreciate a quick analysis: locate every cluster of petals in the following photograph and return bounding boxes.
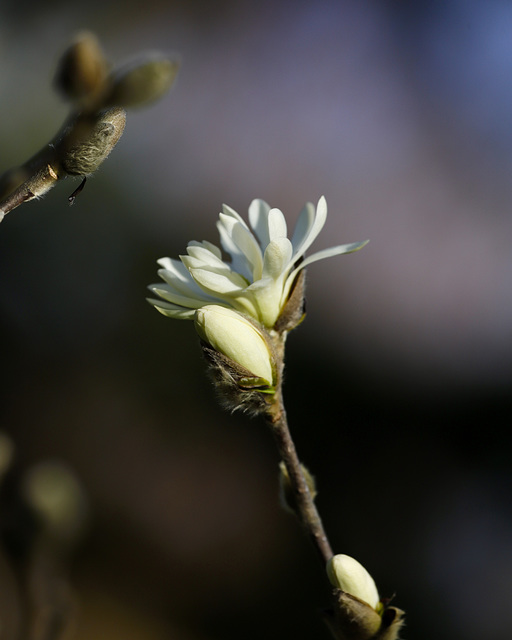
[148,196,368,329]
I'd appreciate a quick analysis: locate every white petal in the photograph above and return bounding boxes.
[267,207,288,241]
[262,238,293,279]
[216,214,254,280]
[290,196,328,263]
[286,240,369,289]
[227,294,261,320]
[246,277,284,327]
[248,199,271,247]
[188,240,223,259]
[146,298,196,319]
[157,273,207,299]
[157,256,174,270]
[148,284,214,309]
[189,268,247,295]
[231,221,263,280]
[157,257,193,283]
[221,213,262,264]
[181,254,244,283]
[290,201,315,253]
[299,240,369,269]
[157,259,209,298]
[186,244,230,268]
[221,203,249,228]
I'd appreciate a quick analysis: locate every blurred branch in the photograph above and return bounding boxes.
[0,434,88,640]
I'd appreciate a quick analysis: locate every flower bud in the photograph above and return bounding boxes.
[54,31,108,106]
[194,305,274,386]
[105,55,180,108]
[327,555,380,610]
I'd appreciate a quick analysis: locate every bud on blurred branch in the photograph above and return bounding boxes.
[0,433,87,640]
[54,31,109,109]
[0,31,180,222]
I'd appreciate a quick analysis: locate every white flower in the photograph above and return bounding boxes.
[148,196,368,328]
[327,554,380,610]
[194,305,274,385]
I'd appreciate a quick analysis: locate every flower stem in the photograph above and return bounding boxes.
[266,391,333,566]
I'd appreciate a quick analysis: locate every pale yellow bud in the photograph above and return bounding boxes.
[194,306,274,385]
[327,554,380,610]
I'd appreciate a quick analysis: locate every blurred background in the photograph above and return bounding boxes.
[1,0,512,638]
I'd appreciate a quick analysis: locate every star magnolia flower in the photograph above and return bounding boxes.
[148,196,368,328]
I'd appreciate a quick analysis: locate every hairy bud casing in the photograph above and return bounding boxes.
[60,107,126,176]
[325,592,404,640]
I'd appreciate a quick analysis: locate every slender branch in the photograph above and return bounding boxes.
[266,391,333,566]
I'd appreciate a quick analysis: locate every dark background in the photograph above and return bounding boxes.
[1,1,512,638]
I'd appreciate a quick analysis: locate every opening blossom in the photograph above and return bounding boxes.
[148,196,368,329]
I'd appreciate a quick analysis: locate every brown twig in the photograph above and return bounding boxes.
[265,341,333,565]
